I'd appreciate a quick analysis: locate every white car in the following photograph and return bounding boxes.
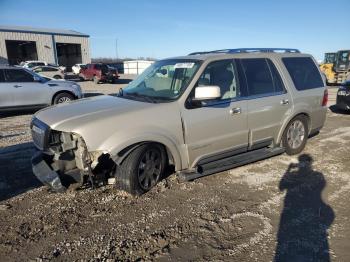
[72,64,86,75]
[32,66,65,79]
[20,60,48,69]
[0,66,83,111]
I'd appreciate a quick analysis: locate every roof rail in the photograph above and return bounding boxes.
[188,48,300,55]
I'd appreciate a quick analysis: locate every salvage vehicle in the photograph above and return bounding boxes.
[31,48,328,195]
[32,65,65,79]
[79,63,119,83]
[0,66,82,111]
[336,80,350,111]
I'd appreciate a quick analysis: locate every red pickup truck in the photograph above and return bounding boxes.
[79,63,119,84]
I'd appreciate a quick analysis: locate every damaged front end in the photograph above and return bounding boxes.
[31,117,116,192]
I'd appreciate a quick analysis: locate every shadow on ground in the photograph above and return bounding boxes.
[274,154,334,262]
[0,142,41,201]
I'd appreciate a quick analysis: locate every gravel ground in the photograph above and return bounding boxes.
[0,86,349,261]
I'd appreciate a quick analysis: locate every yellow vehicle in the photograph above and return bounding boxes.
[319,52,336,84]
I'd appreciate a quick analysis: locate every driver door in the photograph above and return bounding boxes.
[181,59,249,167]
[4,69,51,107]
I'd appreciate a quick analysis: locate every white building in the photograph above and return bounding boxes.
[123,60,154,74]
[0,25,91,68]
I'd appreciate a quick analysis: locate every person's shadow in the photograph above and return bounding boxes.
[274,154,335,262]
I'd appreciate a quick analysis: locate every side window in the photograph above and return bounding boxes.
[46,67,58,72]
[240,59,275,96]
[4,69,34,82]
[33,67,42,72]
[0,70,5,82]
[267,59,285,93]
[282,57,324,90]
[196,59,239,100]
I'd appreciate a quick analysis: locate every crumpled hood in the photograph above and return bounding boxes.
[35,95,151,131]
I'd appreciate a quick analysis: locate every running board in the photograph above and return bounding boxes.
[178,147,285,181]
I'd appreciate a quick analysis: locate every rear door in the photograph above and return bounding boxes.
[0,69,15,108]
[239,58,292,148]
[182,59,249,167]
[4,68,51,107]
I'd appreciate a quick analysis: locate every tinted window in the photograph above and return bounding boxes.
[282,57,324,90]
[267,59,285,92]
[44,67,58,72]
[4,69,34,82]
[197,59,239,100]
[0,69,5,82]
[241,59,275,96]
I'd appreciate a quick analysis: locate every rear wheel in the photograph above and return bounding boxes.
[53,75,62,79]
[53,92,74,104]
[282,115,308,155]
[116,144,166,195]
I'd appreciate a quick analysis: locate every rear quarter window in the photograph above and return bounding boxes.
[282,57,324,90]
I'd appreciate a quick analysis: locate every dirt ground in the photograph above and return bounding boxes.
[0,83,349,261]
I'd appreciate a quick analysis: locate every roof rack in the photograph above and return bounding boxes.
[188,48,301,55]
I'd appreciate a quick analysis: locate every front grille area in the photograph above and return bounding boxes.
[31,118,50,150]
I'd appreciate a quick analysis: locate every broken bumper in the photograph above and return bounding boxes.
[31,151,66,192]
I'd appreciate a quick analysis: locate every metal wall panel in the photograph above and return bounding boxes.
[0,31,90,65]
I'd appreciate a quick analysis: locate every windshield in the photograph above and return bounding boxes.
[122,59,201,102]
[324,53,336,63]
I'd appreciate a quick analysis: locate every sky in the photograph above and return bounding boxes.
[1,0,349,61]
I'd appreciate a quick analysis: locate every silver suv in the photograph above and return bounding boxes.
[31,48,328,195]
[0,66,82,111]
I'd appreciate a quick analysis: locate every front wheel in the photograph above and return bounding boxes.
[53,92,74,104]
[116,144,166,195]
[282,116,308,155]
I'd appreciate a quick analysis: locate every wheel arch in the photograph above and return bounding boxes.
[276,112,311,145]
[51,90,77,105]
[110,138,182,171]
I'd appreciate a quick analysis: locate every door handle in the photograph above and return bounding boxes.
[230,107,241,115]
[280,99,289,105]
[14,85,22,88]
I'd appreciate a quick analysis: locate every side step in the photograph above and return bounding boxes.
[178,147,285,181]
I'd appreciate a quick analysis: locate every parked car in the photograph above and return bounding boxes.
[336,80,350,111]
[0,66,82,111]
[20,60,47,69]
[31,48,327,196]
[32,65,65,79]
[72,64,86,75]
[79,63,119,83]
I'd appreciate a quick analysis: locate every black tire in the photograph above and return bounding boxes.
[282,115,308,155]
[116,143,166,195]
[93,75,99,84]
[53,75,62,79]
[53,92,74,105]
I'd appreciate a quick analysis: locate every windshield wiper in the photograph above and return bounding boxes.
[123,92,157,103]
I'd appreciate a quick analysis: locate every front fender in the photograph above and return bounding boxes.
[101,131,184,171]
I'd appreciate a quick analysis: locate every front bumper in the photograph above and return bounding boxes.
[32,151,66,192]
[32,151,84,192]
[336,94,350,110]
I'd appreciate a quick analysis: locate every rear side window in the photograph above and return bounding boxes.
[240,58,284,96]
[0,70,5,82]
[4,69,34,82]
[282,57,324,90]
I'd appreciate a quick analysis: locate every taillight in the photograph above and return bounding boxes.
[322,89,328,106]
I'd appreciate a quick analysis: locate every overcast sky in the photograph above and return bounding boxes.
[1,0,349,60]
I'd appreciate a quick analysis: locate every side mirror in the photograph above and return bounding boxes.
[33,75,42,82]
[194,86,221,100]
